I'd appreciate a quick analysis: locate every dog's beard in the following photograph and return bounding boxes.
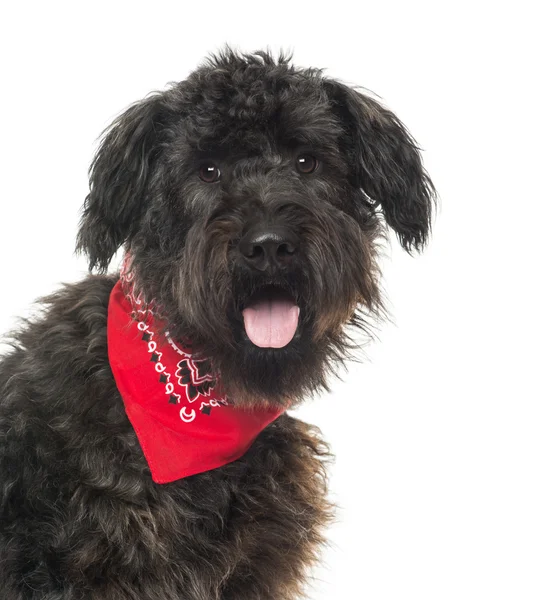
[131,204,382,407]
[134,267,376,407]
[167,280,376,408]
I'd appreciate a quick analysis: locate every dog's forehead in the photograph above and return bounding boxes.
[176,65,343,155]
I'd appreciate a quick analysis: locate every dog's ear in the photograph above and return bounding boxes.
[76,93,164,272]
[325,80,435,252]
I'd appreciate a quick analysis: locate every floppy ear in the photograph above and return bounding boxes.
[325,80,436,252]
[76,93,164,272]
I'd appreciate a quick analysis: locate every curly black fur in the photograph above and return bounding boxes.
[0,49,435,599]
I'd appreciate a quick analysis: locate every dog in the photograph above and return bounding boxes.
[0,49,435,599]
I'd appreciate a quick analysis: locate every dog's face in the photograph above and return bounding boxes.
[77,50,434,407]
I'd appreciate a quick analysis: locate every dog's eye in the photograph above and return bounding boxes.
[199,163,221,183]
[295,154,319,174]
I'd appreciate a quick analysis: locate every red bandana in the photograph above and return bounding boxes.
[107,264,285,484]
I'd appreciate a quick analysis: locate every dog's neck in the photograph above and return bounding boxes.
[107,260,285,483]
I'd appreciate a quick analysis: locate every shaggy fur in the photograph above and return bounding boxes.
[0,49,435,599]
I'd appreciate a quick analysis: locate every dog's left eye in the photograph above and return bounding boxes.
[295,154,319,174]
[199,163,221,183]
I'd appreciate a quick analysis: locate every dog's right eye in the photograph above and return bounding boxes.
[199,163,221,183]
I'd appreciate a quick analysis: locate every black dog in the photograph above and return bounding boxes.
[0,50,434,599]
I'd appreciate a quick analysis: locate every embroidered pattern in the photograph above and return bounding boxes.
[120,260,228,423]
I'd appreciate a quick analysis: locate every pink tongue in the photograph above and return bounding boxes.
[242,297,300,348]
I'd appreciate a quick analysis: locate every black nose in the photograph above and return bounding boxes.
[239,226,299,272]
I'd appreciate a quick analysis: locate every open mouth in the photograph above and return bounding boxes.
[241,285,300,349]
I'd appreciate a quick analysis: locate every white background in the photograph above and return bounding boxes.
[1,2,534,598]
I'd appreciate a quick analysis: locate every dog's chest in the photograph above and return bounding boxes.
[54,412,331,599]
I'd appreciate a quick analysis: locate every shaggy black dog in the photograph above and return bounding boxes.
[0,50,434,599]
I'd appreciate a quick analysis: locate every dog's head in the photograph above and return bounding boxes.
[77,50,435,407]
